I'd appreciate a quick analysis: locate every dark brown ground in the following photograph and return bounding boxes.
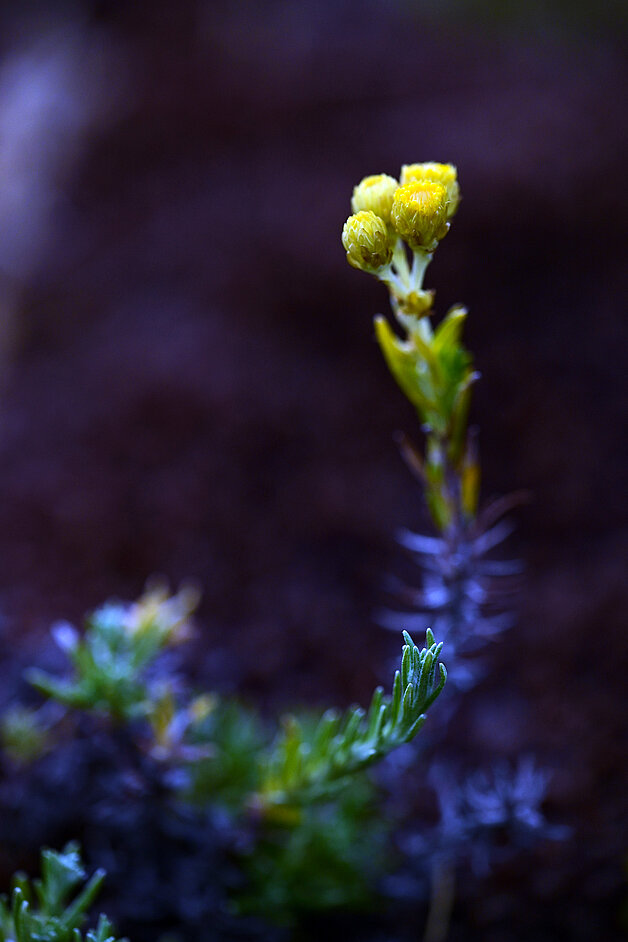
[0,2,626,939]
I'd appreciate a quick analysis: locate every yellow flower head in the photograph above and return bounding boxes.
[400,162,460,218]
[342,210,392,271]
[391,182,450,252]
[351,174,399,224]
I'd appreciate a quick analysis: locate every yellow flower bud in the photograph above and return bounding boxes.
[342,210,393,271]
[351,174,399,224]
[400,163,460,218]
[398,289,434,318]
[390,182,450,252]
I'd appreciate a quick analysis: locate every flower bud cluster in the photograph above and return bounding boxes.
[341,162,459,275]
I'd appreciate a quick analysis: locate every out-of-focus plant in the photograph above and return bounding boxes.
[0,706,53,765]
[236,775,388,924]
[18,587,445,928]
[26,583,198,724]
[403,759,570,876]
[0,844,123,942]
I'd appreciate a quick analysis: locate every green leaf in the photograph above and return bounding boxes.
[375,317,436,416]
[255,630,446,810]
[431,305,468,354]
[36,844,85,915]
[0,847,124,942]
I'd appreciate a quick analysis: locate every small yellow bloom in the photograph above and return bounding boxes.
[400,163,460,218]
[390,182,449,252]
[399,289,435,317]
[342,210,392,271]
[351,174,399,224]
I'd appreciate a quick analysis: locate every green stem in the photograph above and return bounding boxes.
[392,237,411,285]
[410,248,433,295]
[378,263,406,296]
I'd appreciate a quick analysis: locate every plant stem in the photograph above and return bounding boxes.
[423,860,455,942]
[410,248,432,295]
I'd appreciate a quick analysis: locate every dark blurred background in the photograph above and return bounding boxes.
[0,0,626,938]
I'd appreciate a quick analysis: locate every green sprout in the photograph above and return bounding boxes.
[256,629,445,811]
[0,844,123,942]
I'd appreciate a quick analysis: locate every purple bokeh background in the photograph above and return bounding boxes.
[0,1,626,938]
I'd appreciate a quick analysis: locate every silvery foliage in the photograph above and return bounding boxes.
[381,504,523,693]
[402,759,569,877]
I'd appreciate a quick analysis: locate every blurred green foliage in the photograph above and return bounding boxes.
[26,584,197,723]
[236,776,388,923]
[0,706,51,765]
[13,588,446,925]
